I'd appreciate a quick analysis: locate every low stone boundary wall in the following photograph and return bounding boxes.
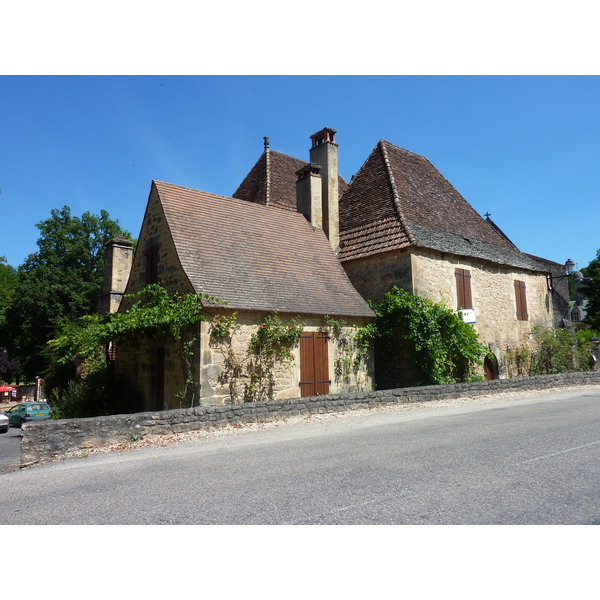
[21,370,600,464]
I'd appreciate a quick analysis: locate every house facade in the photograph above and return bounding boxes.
[103,127,571,408]
[234,130,571,385]
[104,175,374,411]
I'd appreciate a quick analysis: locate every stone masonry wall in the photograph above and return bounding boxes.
[115,186,200,411]
[21,371,600,464]
[411,248,554,376]
[341,248,413,305]
[412,247,554,344]
[199,311,374,405]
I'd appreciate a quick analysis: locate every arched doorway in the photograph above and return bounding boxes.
[483,354,499,380]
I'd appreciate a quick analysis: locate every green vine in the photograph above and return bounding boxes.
[47,284,219,408]
[215,312,304,403]
[322,315,370,389]
[366,286,487,385]
[175,337,199,408]
[210,312,238,339]
[246,313,303,401]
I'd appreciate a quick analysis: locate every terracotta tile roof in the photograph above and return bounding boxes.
[232,149,347,212]
[153,180,373,317]
[339,140,544,271]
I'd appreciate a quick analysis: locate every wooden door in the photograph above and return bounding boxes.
[483,355,497,380]
[299,332,330,397]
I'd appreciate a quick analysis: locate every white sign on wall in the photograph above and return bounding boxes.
[459,308,476,324]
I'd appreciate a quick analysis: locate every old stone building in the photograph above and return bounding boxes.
[105,174,374,411]
[104,127,571,408]
[235,130,571,386]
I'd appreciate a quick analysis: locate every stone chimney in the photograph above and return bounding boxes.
[98,236,134,315]
[309,127,339,251]
[296,163,323,230]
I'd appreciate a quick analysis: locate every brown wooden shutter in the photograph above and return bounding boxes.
[314,333,330,396]
[145,244,159,285]
[514,280,528,321]
[455,269,473,309]
[299,334,315,397]
[299,332,330,397]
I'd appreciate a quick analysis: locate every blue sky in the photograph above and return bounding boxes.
[2,75,598,272]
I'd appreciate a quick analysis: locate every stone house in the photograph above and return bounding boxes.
[103,127,571,408]
[104,173,374,411]
[234,129,571,386]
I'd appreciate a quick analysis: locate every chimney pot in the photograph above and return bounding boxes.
[310,127,337,148]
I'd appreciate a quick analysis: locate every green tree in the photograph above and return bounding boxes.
[2,207,132,380]
[0,257,18,330]
[580,249,600,329]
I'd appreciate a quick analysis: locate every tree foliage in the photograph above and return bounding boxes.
[0,257,18,331]
[580,249,600,329]
[47,284,216,366]
[1,206,131,380]
[365,286,487,385]
[45,284,219,418]
[0,347,19,384]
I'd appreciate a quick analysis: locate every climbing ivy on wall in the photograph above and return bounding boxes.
[48,284,217,363]
[211,312,304,403]
[321,315,371,388]
[46,284,219,412]
[365,286,487,385]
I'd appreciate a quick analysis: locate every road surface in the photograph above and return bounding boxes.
[1,387,600,524]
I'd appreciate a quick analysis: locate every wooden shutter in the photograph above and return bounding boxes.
[145,244,159,285]
[514,280,528,321]
[455,269,473,309]
[299,334,315,397]
[299,332,330,397]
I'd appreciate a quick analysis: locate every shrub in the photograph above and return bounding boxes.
[49,363,144,419]
[368,287,487,385]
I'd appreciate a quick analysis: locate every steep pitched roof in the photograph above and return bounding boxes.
[233,148,348,211]
[338,140,547,272]
[153,180,373,317]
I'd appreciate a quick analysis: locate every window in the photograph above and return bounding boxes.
[145,244,159,285]
[514,280,528,321]
[455,268,473,310]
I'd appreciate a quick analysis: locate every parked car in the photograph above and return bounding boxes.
[5,402,52,427]
[0,412,8,433]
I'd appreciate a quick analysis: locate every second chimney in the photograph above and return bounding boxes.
[296,163,323,230]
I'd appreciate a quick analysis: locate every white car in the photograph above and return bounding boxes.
[0,412,8,434]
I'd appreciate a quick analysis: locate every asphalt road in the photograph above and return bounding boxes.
[0,425,22,474]
[2,387,600,524]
